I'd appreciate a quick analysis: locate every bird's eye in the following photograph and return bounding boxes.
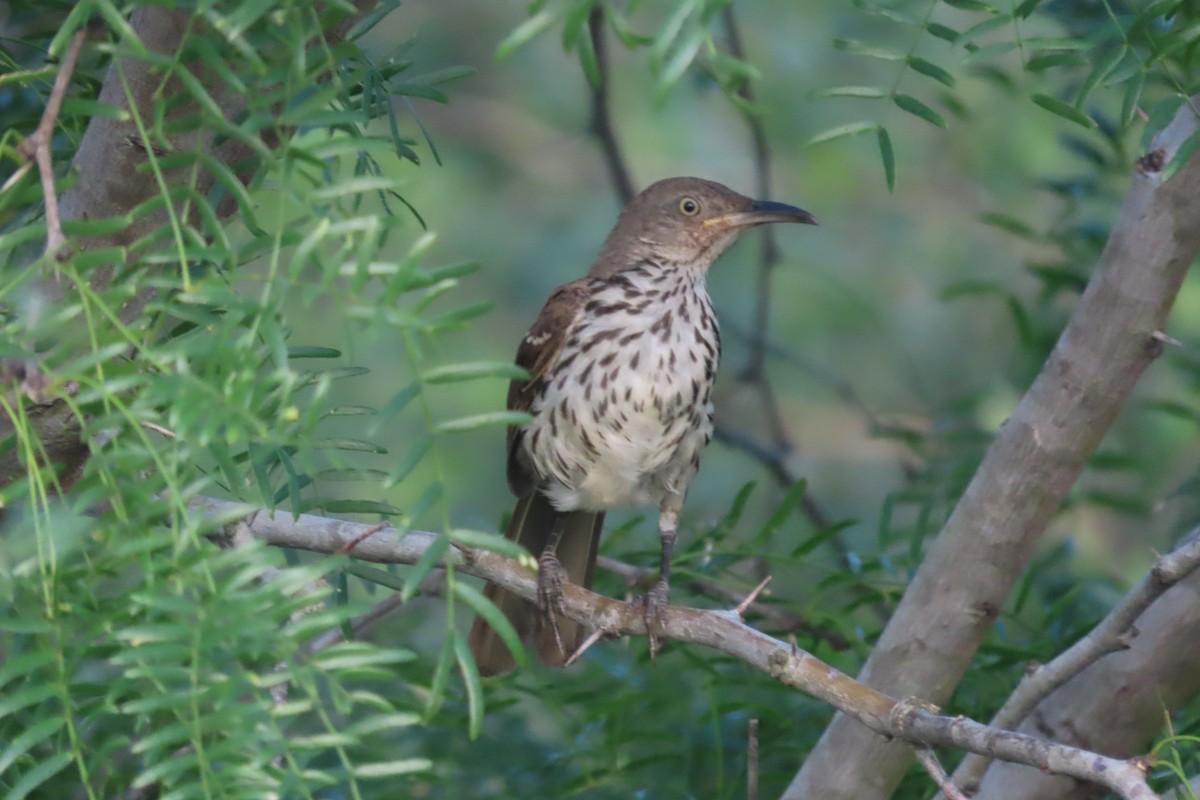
[678,197,701,216]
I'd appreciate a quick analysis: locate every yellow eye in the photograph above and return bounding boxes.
[678,196,701,216]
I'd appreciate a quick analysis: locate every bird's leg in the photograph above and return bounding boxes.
[536,514,569,657]
[639,499,680,659]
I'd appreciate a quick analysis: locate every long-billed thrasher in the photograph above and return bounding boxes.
[467,177,817,675]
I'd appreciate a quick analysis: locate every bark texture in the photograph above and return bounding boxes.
[784,102,1200,800]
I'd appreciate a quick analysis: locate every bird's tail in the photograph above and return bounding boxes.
[467,493,603,676]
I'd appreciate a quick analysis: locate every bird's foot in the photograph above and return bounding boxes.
[536,551,568,658]
[635,577,670,660]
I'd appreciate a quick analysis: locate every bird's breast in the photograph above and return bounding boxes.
[525,270,720,511]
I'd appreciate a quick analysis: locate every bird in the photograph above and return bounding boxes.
[467,177,817,675]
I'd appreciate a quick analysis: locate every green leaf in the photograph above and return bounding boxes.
[448,528,533,560]
[5,752,73,800]
[979,212,1036,238]
[1032,93,1096,129]
[422,361,527,384]
[1164,128,1200,183]
[906,56,955,87]
[403,533,449,603]
[288,345,342,359]
[925,22,960,43]
[893,93,947,128]
[805,121,879,147]
[956,15,1011,45]
[496,9,562,60]
[1121,71,1145,128]
[434,411,531,434]
[368,382,423,437]
[1025,52,1088,72]
[310,642,415,671]
[1142,95,1187,150]
[941,0,995,10]
[346,563,407,592]
[313,438,387,454]
[1075,46,1126,106]
[453,580,527,672]
[753,479,808,547]
[354,759,434,778]
[317,499,402,515]
[0,716,64,775]
[453,630,485,738]
[810,85,889,99]
[877,127,895,192]
[792,519,857,558]
[832,39,905,61]
[387,435,434,487]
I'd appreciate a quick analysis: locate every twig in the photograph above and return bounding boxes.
[303,592,409,653]
[736,575,772,615]
[945,527,1200,795]
[563,626,606,667]
[587,7,634,205]
[595,553,850,650]
[18,24,92,260]
[339,521,387,553]
[189,495,1161,800]
[721,5,779,384]
[916,748,968,800]
[748,718,760,800]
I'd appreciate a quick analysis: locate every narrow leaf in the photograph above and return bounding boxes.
[810,85,889,99]
[906,56,956,87]
[435,411,531,434]
[877,127,895,192]
[1032,93,1096,129]
[805,121,879,147]
[894,93,947,128]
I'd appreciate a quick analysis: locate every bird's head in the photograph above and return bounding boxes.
[590,176,817,276]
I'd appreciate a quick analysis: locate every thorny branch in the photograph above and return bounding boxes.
[189,495,1161,800]
[596,554,850,649]
[945,527,1200,796]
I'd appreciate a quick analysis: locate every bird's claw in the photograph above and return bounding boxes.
[537,551,568,657]
[635,578,670,660]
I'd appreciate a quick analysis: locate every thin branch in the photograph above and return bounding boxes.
[945,527,1200,795]
[303,592,409,653]
[189,495,1161,800]
[916,748,968,800]
[17,23,93,260]
[596,554,851,650]
[721,5,779,384]
[587,6,634,205]
[748,718,760,800]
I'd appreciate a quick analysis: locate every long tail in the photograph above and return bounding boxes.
[467,493,603,676]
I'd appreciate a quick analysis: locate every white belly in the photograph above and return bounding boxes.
[523,269,719,512]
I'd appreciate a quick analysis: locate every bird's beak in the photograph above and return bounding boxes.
[705,199,819,230]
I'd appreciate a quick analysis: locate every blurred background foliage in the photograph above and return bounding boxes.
[2,0,1199,798]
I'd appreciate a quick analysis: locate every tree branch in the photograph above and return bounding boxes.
[189,495,1160,800]
[586,7,634,205]
[786,98,1200,800]
[947,528,1200,794]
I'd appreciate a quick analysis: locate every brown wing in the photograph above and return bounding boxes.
[505,278,592,497]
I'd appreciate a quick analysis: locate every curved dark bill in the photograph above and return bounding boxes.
[707,200,819,229]
[746,199,819,226]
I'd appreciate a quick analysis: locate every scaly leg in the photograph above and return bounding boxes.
[537,514,570,658]
[640,496,681,658]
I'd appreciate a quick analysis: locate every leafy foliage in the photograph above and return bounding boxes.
[0,1,490,796]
